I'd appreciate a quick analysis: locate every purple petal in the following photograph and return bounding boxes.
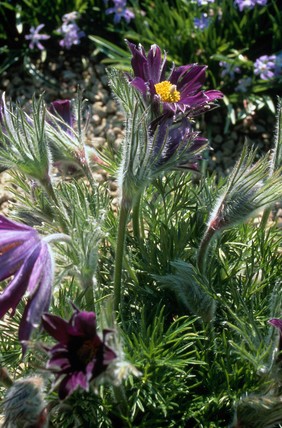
[129,77,148,95]
[147,44,167,84]
[50,100,73,128]
[58,371,90,400]
[0,233,39,281]
[19,245,53,348]
[0,215,34,231]
[269,318,282,331]
[0,244,41,318]
[71,311,97,337]
[42,313,71,344]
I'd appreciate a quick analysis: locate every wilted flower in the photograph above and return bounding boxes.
[0,215,54,348]
[25,24,50,50]
[193,13,210,31]
[126,41,223,117]
[234,0,267,11]
[254,55,276,80]
[105,0,135,24]
[42,308,117,399]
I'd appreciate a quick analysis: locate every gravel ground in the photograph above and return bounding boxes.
[0,50,279,221]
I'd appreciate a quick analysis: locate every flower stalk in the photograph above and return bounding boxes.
[113,199,131,313]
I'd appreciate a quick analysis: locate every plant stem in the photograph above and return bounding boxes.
[197,226,217,274]
[113,200,131,313]
[260,207,271,232]
[132,193,142,241]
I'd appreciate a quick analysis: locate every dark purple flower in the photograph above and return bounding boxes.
[126,41,223,117]
[0,215,54,349]
[150,115,208,170]
[25,24,50,50]
[42,308,117,399]
[49,99,74,134]
[105,0,135,24]
[269,318,282,361]
[254,55,276,80]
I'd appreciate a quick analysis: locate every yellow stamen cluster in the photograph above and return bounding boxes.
[154,80,181,103]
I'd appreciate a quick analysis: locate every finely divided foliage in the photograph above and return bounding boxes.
[0,39,282,428]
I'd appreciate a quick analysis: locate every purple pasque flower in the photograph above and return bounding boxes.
[234,0,267,11]
[268,318,282,359]
[150,114,208,170]
[254,55,276,80]
[0,215,54,349]
[25,24,50,50]
[126,41,223,117]
[42,308,117,399]
[194,13,210,31]
[49,99,74,134]
[105,0,135,24]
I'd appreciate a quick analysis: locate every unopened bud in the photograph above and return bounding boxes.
[3,376,48,428]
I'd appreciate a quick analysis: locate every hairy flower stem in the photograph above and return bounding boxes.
[132,193,142,241]
[112,385,131,427]
[260,206,272,231]
[113,200,131,313]
[197,226,217,274]
[40,177,68,233]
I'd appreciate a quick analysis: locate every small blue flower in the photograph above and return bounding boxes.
[193,13,210,31]
[235,77,252,93]
[57,12,85,49]
[234,0,267,11]
[254,55,276,80]
[105,0,135,24]
[219,61,241,80]
[25,24,50,50]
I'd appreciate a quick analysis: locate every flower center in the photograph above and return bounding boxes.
[154,81,181,103]
[77,339,100,364]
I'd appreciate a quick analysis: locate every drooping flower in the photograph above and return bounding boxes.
[25,24,50,50]
[49,99,74,135]
[150,114,208,170]
[42,308,117,399]
[268,318,282,355]
[234,0,267,11]
[193,13,211,31]
[105,0,135,24]
[254,55,277,80]
[125,41,223,117]
[0,215,54,348]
